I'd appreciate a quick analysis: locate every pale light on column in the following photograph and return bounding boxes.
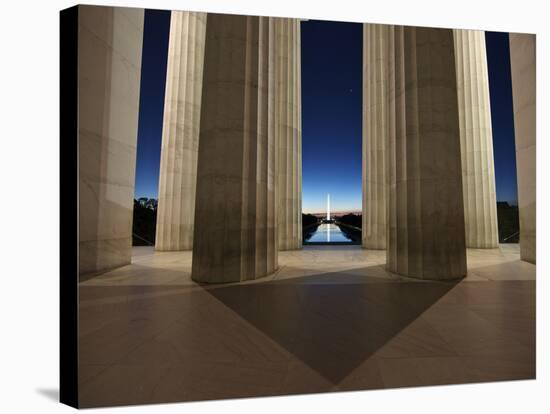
[156,11,207,251]
[275,18,302,250]
[453,29,498,248]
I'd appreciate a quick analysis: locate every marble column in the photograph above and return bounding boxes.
[275,18,302,250]
[362,24,390,249]
[509,33,536,264]
[78,5,144,276]
[192,15,277,283]
[387,26,467,280]
[155,12,206,251]
[453,30,499,248]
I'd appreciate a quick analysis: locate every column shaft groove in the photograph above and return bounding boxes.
[387,26,467,280]
[156,11,206,251]
[509,33,536,264]
[192,15,277,283]
[454,29,498,248]
[362,24,390,249]
[275,18,302,250]
[78,6,144,276]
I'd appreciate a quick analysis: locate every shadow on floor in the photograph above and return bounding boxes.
[36,388,59,402]
[204,269,458,384]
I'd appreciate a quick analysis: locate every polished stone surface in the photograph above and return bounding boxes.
[79,244,535,407]
[509,33,536,264]
[156,11,206,251]
[192,15,276,282]
[78,5,144,277]
[454,29,499,248]
[387,27,466,279]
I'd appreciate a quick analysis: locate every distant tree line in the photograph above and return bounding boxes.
[133,199,157,246]
[497,202,519,243]
[332,206,519,245]
[302,213,320,241]
[335,213,362,243]
[336,213,362,228]
[131,201,518,247]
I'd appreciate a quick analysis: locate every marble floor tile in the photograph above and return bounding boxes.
[78,244,535,407]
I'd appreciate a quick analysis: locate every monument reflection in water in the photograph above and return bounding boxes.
[304,193,357,243]
[306,223,354,243]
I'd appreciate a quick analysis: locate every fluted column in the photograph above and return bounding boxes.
[387,26,466,280]
[192,15,277,283]
[362,24,390,249]
[155,12,206,251]
[78,5,144,276]
[509,33,536,264]
[453,30,499,248]
[275,18,302,250]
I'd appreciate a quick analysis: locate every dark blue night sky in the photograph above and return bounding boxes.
[486,31,518,204]
[134,10,170,199]
[300,20,363,213]
[134,12,518,210]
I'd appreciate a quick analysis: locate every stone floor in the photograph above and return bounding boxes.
[79,244,536,408]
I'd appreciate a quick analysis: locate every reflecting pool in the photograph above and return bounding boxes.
[305,223,354,243]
